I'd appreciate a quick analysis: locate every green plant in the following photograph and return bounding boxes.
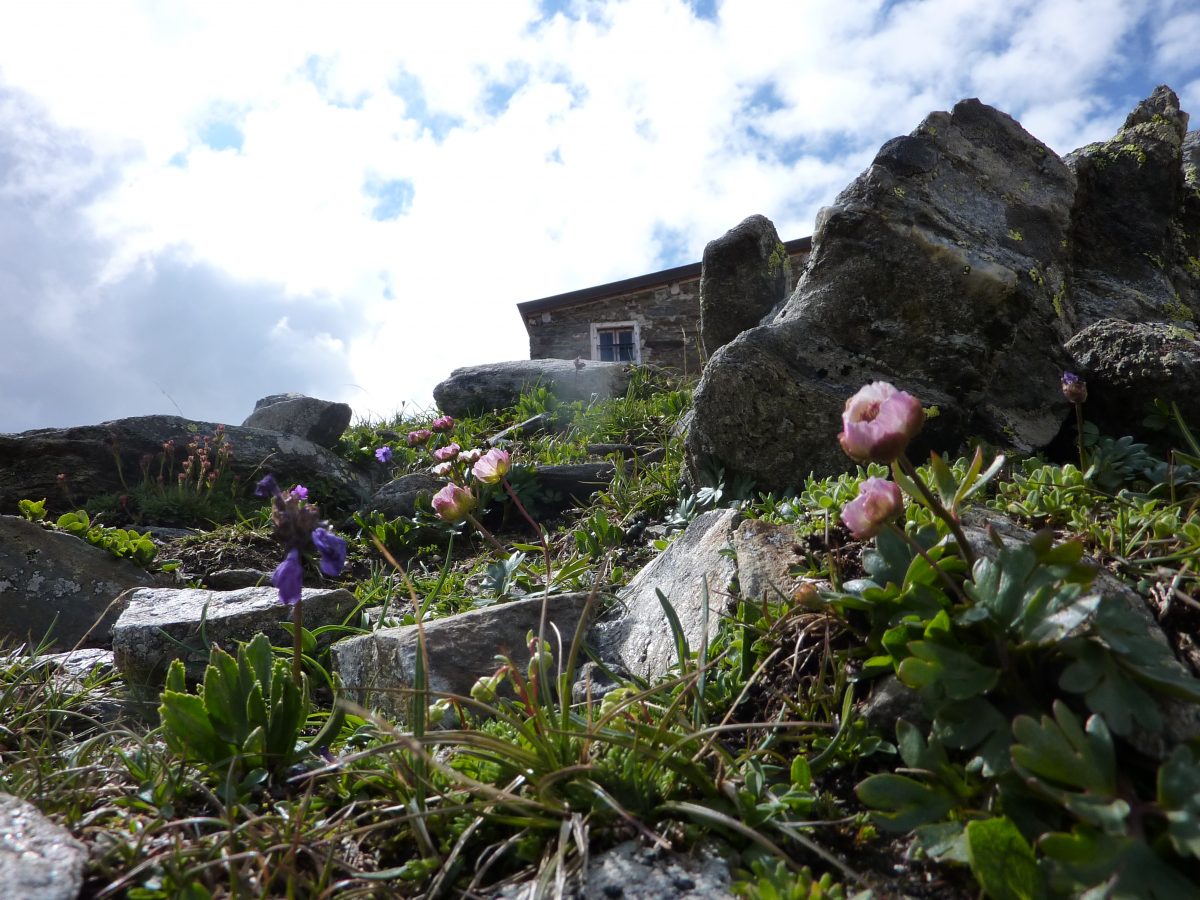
[157,633,338,794]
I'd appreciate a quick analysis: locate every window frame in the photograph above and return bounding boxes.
[590,320,641,363]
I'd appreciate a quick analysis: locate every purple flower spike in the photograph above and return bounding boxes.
[375,445,393,464]
[255,474,280,498]
[312,527,347,577]
[272,548,304,606]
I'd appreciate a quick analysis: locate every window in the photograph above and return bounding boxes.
[590,321,640,362]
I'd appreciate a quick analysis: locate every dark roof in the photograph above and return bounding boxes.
[517,235,811,318]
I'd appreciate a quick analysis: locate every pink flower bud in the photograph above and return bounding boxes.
[459,448,484,465]
[431,461,453,477]
[431,415,455,433]
[433,443,460,462]
[841,477,904,539]
[407,429,432,447]
[432,483,476,523]
[472,448,511,484]
[838,382,925,463]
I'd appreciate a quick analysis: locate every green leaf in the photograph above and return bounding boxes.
[965,816,1045,900]
[899,640,999,700]
[855,772,957,832]
[17,498,46,522]
[1059,641,1162,736]
[1158,746,1200,859]
[1040,827,1197,899]
[158,691,229,766]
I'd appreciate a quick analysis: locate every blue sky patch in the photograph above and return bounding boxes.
[651,223,693,269]
[365,178,415,221]
[389,68,463,141]
[687,0,719,23]
[199,119,243,152]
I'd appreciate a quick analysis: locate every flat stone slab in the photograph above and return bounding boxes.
[334,592,595,721]
[112,585,357,701]
[0,793,87,900]
[0,515,157,650]
[588,508,740,681]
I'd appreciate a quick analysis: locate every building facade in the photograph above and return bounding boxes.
[517,237,811,375]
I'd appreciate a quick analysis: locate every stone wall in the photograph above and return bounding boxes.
[521,244,810,374]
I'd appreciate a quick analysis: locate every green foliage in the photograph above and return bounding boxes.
[17,501,159,566]
[18,497,46,521]
[157,633,327,792]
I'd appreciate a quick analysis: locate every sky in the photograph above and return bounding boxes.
[1,0,1198,434]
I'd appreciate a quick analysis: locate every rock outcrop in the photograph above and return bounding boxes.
[0,794,87,900]
[242,393,353,449]
[699,214,790,355]
[0,514,157,649]
[433,359,639,418]
[0,415,370,516]
[687,88,1200,492]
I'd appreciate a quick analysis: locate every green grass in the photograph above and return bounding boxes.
[5,373,1200,897]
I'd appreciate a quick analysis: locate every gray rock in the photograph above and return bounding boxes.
[589,508,739,681]
[489,839,733,899]
[369,473,445,519]
[687,97,1077,492]
[487,412,556,446]
[699,214,790,355]
[533,462,616,508]
[112,585,357,703]
[1065,318,1200,436]
[0,794,87,900]
[333,592,595,721]
[242,393,353,449]
[0,515,157,650]
[1065,86,1198,326]
[202,568,270,591]
[0,415,370,517]
[733,518,807,602]
[433,359,639,418]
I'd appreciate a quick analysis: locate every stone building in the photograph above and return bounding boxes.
[517,236,811,374]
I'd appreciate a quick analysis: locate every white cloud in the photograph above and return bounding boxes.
[1,0,1198,432]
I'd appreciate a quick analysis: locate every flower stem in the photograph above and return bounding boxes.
[895,454,976,568]
[502,476,552,592]
[884,522,966,604]
[1074,401,1087,472]
[292,598,303,687]
[465,512,507,553]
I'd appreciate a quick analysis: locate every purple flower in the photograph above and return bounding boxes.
[375,445,393,464]
[842,477,904,540]
[431,415,455,433]
[838,382,925,464]
[291,484,309,501]
[272,548,304,606]
[432,483,476,523]
[433,443,461,462]
[312,526,347,577]
[472,448,511,484]
[407,429,432,447]
[255,474,280,498]
[1061,372,1088,404]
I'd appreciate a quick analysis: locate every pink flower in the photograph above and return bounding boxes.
[459,447,484,465]
[432,483,476,523]
[431,415,455,433]
[472,448,511,484]
[433,443,461,462]
[407,429,432,447]
[841,477,904,540]
[431,461,453,477]
[838,382,925,463]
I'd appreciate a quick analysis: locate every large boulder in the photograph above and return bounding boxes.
[112,585,357,703]
[333,592,593,721]
[433,359,638,418]
[0,415,369,516]
[587,508,739,682]
[688,98,1077,491]
[1065,318,1200,435]
[242,393,353,449]
[699,214,790,354]
[0,515,157,649]
[1065,86,1199,326]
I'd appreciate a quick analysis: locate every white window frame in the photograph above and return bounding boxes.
[590,320,641,363]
